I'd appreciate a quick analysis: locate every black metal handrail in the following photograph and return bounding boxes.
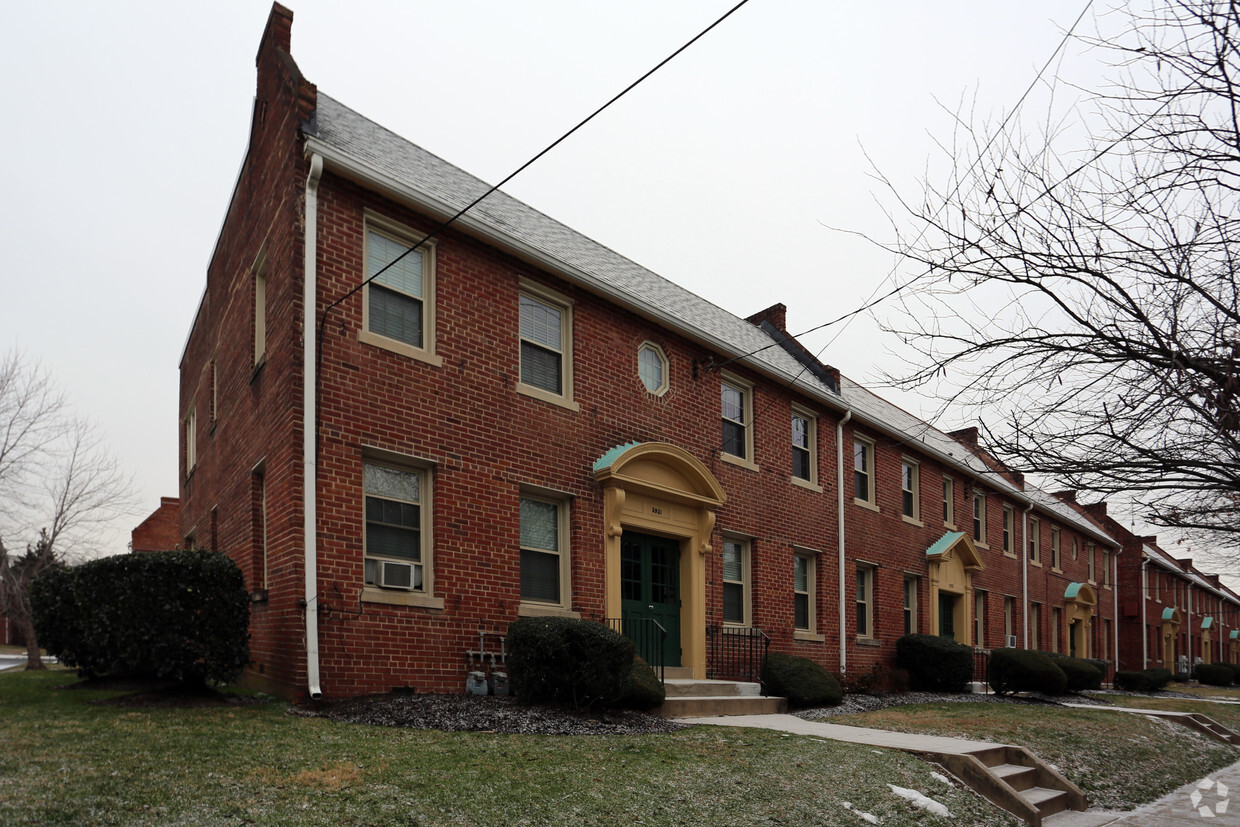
[706,625,770,693]
[604,616,667,684]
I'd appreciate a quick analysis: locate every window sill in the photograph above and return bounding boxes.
[944,522,957,531]
[794,630,825,642]
[517,603,581,619]
[515,381,580,412]
[901,515,924,527]
[358,329,444,367]
[361,587,445,610]
[853,498,880,513]
[1030,560,1043,568]
[855,636,882,647]
[1052,567,1063,574]
[975,541,990,550]
[1003,551,1018,559]
[721,453,759,472]
[791,476,822,493]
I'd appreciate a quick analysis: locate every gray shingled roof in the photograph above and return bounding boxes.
[310,93,1115,545]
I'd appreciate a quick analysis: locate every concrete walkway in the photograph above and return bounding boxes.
[681,712,1008,755]
[1045,758,1240,825]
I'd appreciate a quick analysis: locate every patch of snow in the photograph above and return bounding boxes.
[888,784,951,817]
[930,771,952,785]
[841,801,880,823]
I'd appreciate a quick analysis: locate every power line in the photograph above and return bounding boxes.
[314,0,755,462]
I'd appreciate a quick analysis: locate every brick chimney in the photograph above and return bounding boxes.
[949,427,979,447]
[746,303,787,332]
[1053,490,1078,504]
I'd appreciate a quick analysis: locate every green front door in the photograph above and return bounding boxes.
[621,532,681,667]
[939,593,956,639]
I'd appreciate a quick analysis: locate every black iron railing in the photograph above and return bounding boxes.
[604,616,667,684]
[974,648,991,691]
[707,625,770,693]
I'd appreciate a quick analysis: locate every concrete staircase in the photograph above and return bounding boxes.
[1177,711,1240,745]
[935,744,1086,826]
[653,670,786,718]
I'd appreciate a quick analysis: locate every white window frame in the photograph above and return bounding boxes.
[253,246,268,368]
[1002,504,1015,556]
[721,535,752,627]
[900,457,920,523]
[975,590,986,649]
[184,402,197,478]
[720,371,757,470]
[359,212,441,367]
[794,550,818,637]
[853,435,877,509]
[515,279,577,410]
[790,404,820,490]
[636,341,669,396]
[904,575,919,636]
[1028,516,1041,565]
[360,455,442,609]
[517,487,575,616]
[973,491,987,547]
[1088,543,1097,583]
[1051,527,1062,571]
[855,563,875,639]
[942,476,955,527]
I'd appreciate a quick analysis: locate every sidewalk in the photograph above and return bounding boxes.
[1045,758,1240,825]
[683,712,1008,755]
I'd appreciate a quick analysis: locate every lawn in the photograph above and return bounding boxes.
[0,669,1013,826]
[1096,692,1240,731]
[830,700,1237,809]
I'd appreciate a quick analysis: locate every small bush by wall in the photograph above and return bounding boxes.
[618,657,665,710]
[1144,668,1174,690]
[895,634,974,692]
[29,549,249,685]
[1194,663,1234,687]
[762,652,842,708]
[507,617,634,709]
[1043,653,1103,691]
[988,649,1068,695]
[1115,668,1174,692]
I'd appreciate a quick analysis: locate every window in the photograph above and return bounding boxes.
[974,591,986,648]
[722,537,751,626]
[854,437,876,506]
[362,218,437,360]
[1102,550,1111,586]
[1051,527,1062,570]
[972,491,986,545]
[253,250,267,367]
[856,564,875,638]
[1030,603,1041,650]
[209,359,218,425]
[1153,569,1161,602]
[942,477,954,526]
[1088,544,1096,582]
[791,406,817,486]
[720,373,754,464]
[363,463,428,594]
[904,576,918,635]
[1028,516,1041,564]
[1004,596,1015,643]
[637,342,668,395]
[901,459,919,521]
[794,553,816,632]
[184,402,197,478]
[1002,505,1015,555]
[518,284,574,404]
[520,493,570,609]
[1072,537,1079,561]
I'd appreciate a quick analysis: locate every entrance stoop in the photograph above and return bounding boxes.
[654,679,786,718]
[934,744,1087,826]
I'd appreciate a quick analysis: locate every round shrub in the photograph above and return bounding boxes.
[988,648,1068,695]
[1113,670,1145,691]
[507,617,634,709]
[618,657,666,710]
[895,634,974,692]
[1052,657,1103,691]
[1143,668,1173,691]
[1218,663,1240,684]
[762,652,842,708]
[1115,668,1173,692]
[1194,663,1234,687]
[29,549,249,685]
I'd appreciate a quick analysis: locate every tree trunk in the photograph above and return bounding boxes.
[16,614,44,670]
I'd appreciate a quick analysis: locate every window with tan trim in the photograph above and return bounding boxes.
[184,402,197,479]
[1102,550,1111,587]
[720,371,756,469]
[1030,603,1041,649]
[1028,516,1041,564]
[901,458,920,523]
[1004,596,1015,643]
[361,456,441,609]
[790,404,818,488]
[1088,543,1096,582]
[795,552,816,633]
[722,536,751,626]
[359,212,441,367]
[972,491,987,546]
[856,564,875,638]
[904,576,918,635]
[637,341,668,395]
[943,476,954,527]
[1051,526,1062,571]
[253,247,268,368]
[854,436,876,507]
[519,489,572,612]
[1002,505,1015,555]
[517,280,576,409]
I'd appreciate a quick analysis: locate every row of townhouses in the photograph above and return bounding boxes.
[156,4,1240,699]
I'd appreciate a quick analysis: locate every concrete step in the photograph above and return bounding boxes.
[992,762,1037,791]
[662,666,694,680]
[663,679,760,698]
[655,694,787,718]
[1022,787,1072,818]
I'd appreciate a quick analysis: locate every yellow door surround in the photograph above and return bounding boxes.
[925,532,984,647]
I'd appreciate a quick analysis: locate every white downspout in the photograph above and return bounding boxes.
[1111,549,1119,669]
[1141,557,1148,668]
[1021,503,1033,649]
[304,152,324,699]
[836,409,852,675]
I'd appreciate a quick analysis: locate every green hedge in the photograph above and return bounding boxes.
[507,617,634,709]
[618,657,666,710]
[895,634,974,692]
[30,550,249,684]
[1114,668,1173,692]
[762,652,842,708]
[1194,663,1234,687]
[1043,653,1104,691]
[988,648,1068,695]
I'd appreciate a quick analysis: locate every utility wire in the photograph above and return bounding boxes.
[314,0,755,461]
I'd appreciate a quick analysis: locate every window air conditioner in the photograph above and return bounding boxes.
[380,561,415,590]
[1006,635,1018,648]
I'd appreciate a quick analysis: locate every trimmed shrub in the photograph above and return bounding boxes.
[762,652,843,708]
[618,657,666,710]
[1144,668,1173,691]
[507,617,634,709]
[895,634,974,692]
[1115,668,1174,692]
[1042,654,1103,691]
[29,549,249,684]
[1194,663,1234,687]
[1113,670,1145,691]
[1218,663,1240,684]
[988,648,1068,695]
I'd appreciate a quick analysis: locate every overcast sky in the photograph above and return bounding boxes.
[3,0,1148,558]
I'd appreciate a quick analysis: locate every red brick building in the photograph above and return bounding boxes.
[1081,503,1240,672]
[130,497,181,554]
[179,5,1123,699]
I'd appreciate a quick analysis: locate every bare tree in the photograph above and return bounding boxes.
[876,1,1240,551]
[0,352,134,668]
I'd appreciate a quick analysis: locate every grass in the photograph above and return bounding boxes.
[830,700,1237,809]
[1098,692,1240,731]
[0,669,1013,827]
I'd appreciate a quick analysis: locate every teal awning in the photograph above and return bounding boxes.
[1202,616,1214,630]
[1229,630,1238,640]
[1162,607,1178,621]
[926,532,966,557]
[592,442,641,473]
[1064,582,1085,599]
